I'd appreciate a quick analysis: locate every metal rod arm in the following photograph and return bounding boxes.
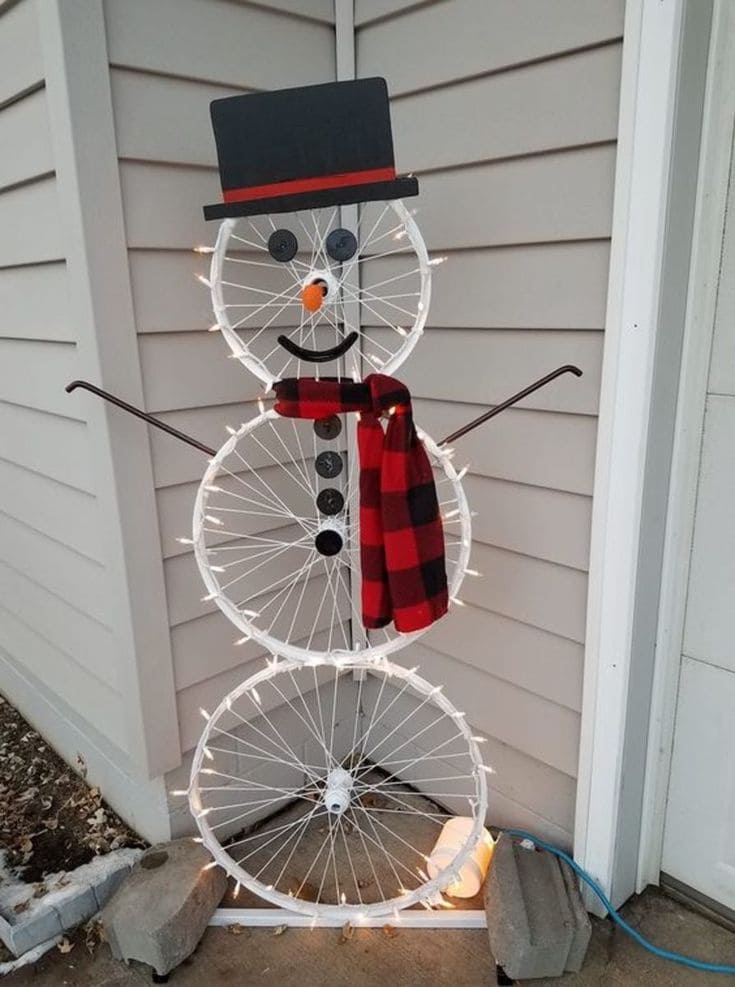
[65,380,216,456]
[439,365,583,446]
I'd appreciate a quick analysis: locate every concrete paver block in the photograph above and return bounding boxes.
[559,858,592,973]
[484,833,591,980]
[0,907,64,958]
[91,861,133,911]
[101,839,227,976]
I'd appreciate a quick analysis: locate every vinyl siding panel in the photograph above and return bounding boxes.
[0,175,64,267]
[389,44,622,172]
[357,0,623,94]
[0,261,72,342]
[0,458,105,564]
[356,0,622,836]
[0,511,110,626]
[0,86,53,191]
[105,0,336,758]
[104,0,334,89]
[0,402,94,492]
[0,338,83,419]
[0,0,42,106]
[0,1,124,759]
[0,613,125,750]
[413,399,598,496]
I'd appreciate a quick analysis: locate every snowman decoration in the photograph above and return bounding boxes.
[67,79,580,921]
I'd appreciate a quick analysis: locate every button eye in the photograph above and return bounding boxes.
[326,228,357,262]
[268,229,298,262]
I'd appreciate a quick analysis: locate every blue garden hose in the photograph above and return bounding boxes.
[504,829,735,976]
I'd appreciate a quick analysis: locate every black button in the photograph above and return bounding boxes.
[315,451,343,479]
[326,228,358,262]
[314,415,342,440]
[268,229,298,262]
[315,529,343,556]
[317,488,344,516]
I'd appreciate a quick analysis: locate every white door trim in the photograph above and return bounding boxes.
[573,0,687,912]
[636,0,735,893]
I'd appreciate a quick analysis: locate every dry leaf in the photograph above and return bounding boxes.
[339,922,354,943]
[272,924,288,936]
[13,900,29,914]
[19,836,33,853]
[226,923,250,937]
[382,924,399,938]
[57,938,74,954]
[84,919,105,955]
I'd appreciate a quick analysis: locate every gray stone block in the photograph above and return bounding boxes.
[101,839,227,976]
[484,833,591,980]
[91,860,134,911]
[53,885,97,930]
[559,858,592,973]
[0,849,144,959]
[0,908,63,958]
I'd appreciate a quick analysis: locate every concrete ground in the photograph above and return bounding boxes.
[4,887,734,986]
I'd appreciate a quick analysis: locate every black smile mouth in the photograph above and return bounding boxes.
[277,332,359,363]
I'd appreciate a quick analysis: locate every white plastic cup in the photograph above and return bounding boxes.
[426,817,495,898]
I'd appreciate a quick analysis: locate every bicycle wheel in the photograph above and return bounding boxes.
[206,201,432,387]
[192,408,471,663]
[188,657,488,919]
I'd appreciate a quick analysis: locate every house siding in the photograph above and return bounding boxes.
[102,0,336,763]
[0,0,124,750]
[0,0,624,848]
[356,0,624,844]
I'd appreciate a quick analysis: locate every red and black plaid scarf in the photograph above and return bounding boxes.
[273,375,448,633]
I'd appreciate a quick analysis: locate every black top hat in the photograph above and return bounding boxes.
[203,78,418,221]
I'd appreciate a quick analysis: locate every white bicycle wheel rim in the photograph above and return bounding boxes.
[188,657,488,920]
[192,409,471,664]
[208,201,431,387]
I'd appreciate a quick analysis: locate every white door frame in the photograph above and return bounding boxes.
[637,0,735,894]
[574,0,713,912]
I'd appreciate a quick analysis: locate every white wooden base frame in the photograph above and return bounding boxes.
[209,908,487,929]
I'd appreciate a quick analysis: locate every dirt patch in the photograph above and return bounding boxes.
[0,694,145,883]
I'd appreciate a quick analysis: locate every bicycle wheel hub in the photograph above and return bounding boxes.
[323,767,354,815]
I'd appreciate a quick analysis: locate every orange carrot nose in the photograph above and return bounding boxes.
[301,282,324,313]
